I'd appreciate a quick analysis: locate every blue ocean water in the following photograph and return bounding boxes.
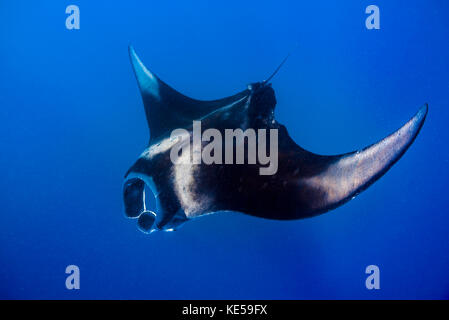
[0,0,448,299]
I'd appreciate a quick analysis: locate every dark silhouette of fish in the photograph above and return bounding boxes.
[123,46,427,233]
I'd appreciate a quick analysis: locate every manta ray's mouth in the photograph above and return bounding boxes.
[124,173,188,233]
[123,177,158,233]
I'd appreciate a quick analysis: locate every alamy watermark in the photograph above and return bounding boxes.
[65,265,80,290]
[169,121,279,176]
[365,265,380,290]
[365,5,380,30]
[65,5,80,30]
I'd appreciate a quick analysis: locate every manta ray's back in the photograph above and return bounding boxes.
[124,46,427,233]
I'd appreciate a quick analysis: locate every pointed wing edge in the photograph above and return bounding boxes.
[303,104,428,214]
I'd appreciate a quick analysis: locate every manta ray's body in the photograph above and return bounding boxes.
[123,46,427,233]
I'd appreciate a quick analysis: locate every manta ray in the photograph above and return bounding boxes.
[123,46,428,234]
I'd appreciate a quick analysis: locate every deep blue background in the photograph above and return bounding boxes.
[1,0,448,299]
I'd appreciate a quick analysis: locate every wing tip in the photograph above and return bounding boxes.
[128,45,142,74]
[416,103,428,123]
[408,103,428,142]
[127,46,161,101]
[128,44,140,69]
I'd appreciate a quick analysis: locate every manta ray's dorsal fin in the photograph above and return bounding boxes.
[129,46,250,142]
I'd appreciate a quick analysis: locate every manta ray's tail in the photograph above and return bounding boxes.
[263,53,290,84]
